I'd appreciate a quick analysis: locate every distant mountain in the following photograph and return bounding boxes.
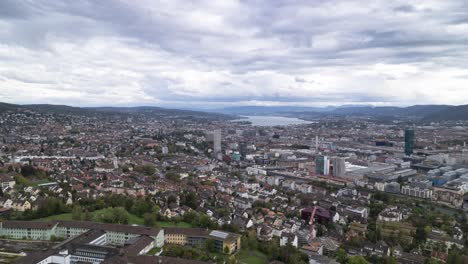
[2,102,467,121]
[0,102,21,112]
[423,105,468,121]
[216,106,336,115]
[215,104,468,121]
[0,103,233,119]
[89,106,232,118]
[330,105,452,117]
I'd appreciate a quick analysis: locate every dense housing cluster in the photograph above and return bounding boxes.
[0,105,467,263]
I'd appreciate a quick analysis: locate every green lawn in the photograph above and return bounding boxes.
[34,210,191,228]
[34,213,72,221]
[127,212,144,225]
[156,221,192,228]
[236,250,268,264]
[31,179,55,187]
[146,247,161,255]
[34,209,144,224]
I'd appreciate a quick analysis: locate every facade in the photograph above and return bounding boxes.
[378,207,403,222]
[332,157,346,177]
[15,228,200,264]
[401,186,433,199]
[0,220,164,248]
[315,155,329,175]
[165,228,240,254]
[0,174,15,190]
[213,129,222,154]
[432,187,464,208]
[404,128,414,156]
[384,182,401,194]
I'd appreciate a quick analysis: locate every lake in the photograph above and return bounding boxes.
[232,115,314,126]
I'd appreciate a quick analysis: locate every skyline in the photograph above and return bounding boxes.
[1,1,468,108]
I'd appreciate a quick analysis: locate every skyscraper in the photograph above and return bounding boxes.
[404,128,414,156]
[315,155,329,175]
[324,157,330,175]
[315,155,324,175]
[332,157,346,177]
[213,129,222,154]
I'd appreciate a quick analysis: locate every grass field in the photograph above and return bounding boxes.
[236,250,268,264]
[31,179,55,187]
[34,213,73,221]
[146,247,161,255]
[35,209,192,228]
[156,221,192,228]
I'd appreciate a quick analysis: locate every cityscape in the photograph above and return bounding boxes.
[1,1,468,264]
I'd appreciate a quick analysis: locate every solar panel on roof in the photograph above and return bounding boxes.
[209,230,229,239]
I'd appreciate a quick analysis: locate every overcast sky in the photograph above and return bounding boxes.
[0,0,467,108]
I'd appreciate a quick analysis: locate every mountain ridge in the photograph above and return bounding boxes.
[1,102,467,121]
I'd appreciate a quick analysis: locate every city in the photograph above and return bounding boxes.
[1,1,468,264]
[0,104,466,263]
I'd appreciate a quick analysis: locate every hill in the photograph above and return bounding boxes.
[215,104,468,121]
[0,103,233,120]
[330,105,452,118]
[424,105,468,121]
[216,106,335,115]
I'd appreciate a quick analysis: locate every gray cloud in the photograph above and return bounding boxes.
[0,0,467,107]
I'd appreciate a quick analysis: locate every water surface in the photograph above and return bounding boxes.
[232,115,313,126]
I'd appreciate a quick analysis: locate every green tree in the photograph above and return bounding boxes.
[71,205,82,220]
[130,198,153,217]
[135,164,156,176]
[347,256,369,264]
[415,225,429,243]
[83,210,92,221]
[181,191,198,209]
[143,213,156,227]
[224,245,230,254]
[205,239,215,253]
[165,172,180,181]
[335,248,347,264]
[96,207,129,224]
[14,175,31,186]
[384,256,398,264]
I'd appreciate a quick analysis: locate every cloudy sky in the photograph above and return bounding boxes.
[0,0,468,108]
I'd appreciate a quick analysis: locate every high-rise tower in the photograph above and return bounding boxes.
[404,128,414,156]
[213,129,222,154]
[332,157,346,177]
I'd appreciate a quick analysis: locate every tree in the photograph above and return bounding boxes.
[135,164,156,176]
[165,172,180,182]
[415,225,428,243]
[181,191,198,209]
[20,165,36,177]
[425,259,440,264]
[14,175,31,186]
[143,213,156,227]
[71,205,82,220]
[205,239,215,253]
[83,210,92,221]
[224,246,230,254]
[347,256,369,264]
[376,225,382,241]
[335,248,347,264]
[96,207,129,224]
[384,257,398,264]
[167,195,177,205]
[130,198,153,217]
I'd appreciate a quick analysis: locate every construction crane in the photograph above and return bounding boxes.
[308,206,317,244]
